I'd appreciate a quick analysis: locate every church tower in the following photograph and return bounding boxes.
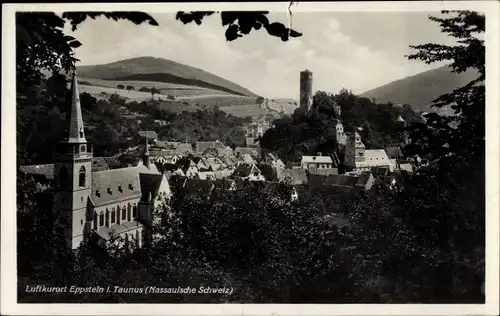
[344,129,365,169]
[53,71,93,249]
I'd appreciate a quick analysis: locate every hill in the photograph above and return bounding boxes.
[76,56,258,97]
[360,65,479,114]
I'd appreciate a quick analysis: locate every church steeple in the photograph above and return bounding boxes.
[64,71,86,144]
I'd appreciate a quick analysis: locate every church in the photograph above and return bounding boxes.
[53,72,171,250]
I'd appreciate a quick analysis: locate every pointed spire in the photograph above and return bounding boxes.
[64,70,87,143]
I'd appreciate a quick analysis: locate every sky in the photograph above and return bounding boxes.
[65,11,457,99]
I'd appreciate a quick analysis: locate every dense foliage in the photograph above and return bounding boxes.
[260,89,422,163]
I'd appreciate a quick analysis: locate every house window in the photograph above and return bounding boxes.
[133,204,137,218]
[79,166,86,187]
[99,212,104,227]
[105,209,110,227]
[93,212,98,229]
[111,208,116,224]
[122,206,127,221]
[59,166,68,188]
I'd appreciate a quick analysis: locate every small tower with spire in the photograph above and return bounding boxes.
[53,70,93,249]
[344,128,366,169]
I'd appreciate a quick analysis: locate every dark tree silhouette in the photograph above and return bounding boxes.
[175,11,302,42]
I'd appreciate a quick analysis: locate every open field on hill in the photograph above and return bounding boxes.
[79,80,296,119]
[79,83,252,103]
[79,77,234,98]
[76,56,258,97]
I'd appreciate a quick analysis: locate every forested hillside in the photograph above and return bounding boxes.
[17,74,249,166]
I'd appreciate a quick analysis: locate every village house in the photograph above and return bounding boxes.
[344,130,392,171]
[48,72,172,250]
[301,153,334,170]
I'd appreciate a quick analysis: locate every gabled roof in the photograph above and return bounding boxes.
[235,147,260,158]
[238,153,256,165]
[90,167,143,207]
[93,220,143,241]
[233,163,260,178]
[219,155,238,167]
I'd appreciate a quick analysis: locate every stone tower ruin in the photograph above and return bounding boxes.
[300,69,313,114]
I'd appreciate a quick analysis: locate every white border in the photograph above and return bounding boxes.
[2,2,499,315]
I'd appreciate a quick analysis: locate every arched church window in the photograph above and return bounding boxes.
[133,204,137,218]
[59,166,68,188]
[111,208,116,224]
[80,145,86,153]
[79,166,86,187]
[99,212,104,227]
[105,209,110,227]
[122,206,127,221]
[127,204,131,221]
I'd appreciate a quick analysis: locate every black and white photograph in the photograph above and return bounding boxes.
[2,1,499,315]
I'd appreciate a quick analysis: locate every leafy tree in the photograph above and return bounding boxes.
[117,84,125,89]
[176,11,302,42]
[402,10,485,301]
[126,85,135,91]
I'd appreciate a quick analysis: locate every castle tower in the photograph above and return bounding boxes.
[299,69,313,114]
[344,129,365,169]
[53,71,93,249]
